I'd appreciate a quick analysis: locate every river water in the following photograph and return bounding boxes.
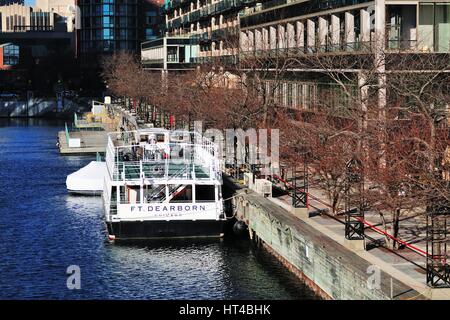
[0,119,318,300]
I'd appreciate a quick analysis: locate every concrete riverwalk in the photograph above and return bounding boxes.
[229,177,450,300]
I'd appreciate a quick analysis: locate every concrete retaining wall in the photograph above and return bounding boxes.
[0,97,91,117]
[232,189,423,300]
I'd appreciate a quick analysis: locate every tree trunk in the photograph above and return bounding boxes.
[390,208,401,250]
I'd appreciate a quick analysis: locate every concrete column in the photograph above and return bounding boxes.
[163,37,168,71]
[240,31,249,52]
[255,29,262,51]
[345,12,355,48]
[358,72,368,118]
[116,186,120,206]
[318,17,328,51]
[287,22,295,48]
[374,0,386,51]
[296,21,304,49]
[278,24,286,49]
[292,83,298,109]
[247,30,255,52]
[375,0,386,112]
[306,19,315,51]
[360,9,371,44]
[331,14,340,48]
[269,25,277,50]
[262,27,269,51]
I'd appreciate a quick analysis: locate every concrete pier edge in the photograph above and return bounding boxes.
[226,177,435,300]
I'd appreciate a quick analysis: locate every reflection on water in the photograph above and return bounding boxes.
[0,119,318,300]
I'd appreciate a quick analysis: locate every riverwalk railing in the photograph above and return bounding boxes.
[105,131,221,184]
[64,122,70,145]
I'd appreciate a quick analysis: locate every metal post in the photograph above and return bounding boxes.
[344,158,365,240]
[292,154,308,208]
[426,201,450,287]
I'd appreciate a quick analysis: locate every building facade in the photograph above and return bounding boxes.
[239,0,450,55]
[35,0,77,32]
[144,0,164,41]
[237,0,450,110]
[0,42,19,69]
[162,0,257,63]
[141,36,198,70]
[77,0,140,54]
[0,3,76,69]
[0,0,23,6]
[77,0,162,55]
[0,3,64,32]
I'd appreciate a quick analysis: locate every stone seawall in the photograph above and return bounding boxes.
[231,188,425,300]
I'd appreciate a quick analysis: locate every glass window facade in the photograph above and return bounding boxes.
[0,1,24,5]
[79,0,140,54]
[419,3,450,52]
[2,44,19,66]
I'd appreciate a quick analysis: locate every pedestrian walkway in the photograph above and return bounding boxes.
[268,189,450,300]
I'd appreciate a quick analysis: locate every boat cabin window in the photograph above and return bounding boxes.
[195,185,215,201]
[169,185,192,203]
[156,134,165,143]
[140,135,148,143]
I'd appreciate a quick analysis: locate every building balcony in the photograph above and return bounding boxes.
[141,37,198,71]
[211,26,239,40]
[240,0,372,28]
[189,10,201,22]
[240,41,375,60]
[13,25,54,32]
[386,39,418,51]
[190,54,238,65]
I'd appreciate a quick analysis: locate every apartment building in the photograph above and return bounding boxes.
[77,0,163,56]
[162,0,258,63]
[0,42,18,69]
[238,0,450,111]
[0,0,23,5]
[35,0,77,32]
[0,2,65,32]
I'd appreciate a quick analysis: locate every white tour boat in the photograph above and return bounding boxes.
[102,128,226,241]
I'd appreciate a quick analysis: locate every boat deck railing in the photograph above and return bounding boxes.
[105,133,221,183]
[116,195,218,205]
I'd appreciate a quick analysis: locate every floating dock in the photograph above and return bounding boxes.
[58,129,108,155]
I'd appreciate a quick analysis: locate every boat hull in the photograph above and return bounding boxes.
[106,219,226,241]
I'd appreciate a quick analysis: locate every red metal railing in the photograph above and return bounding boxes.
[271,174,429,258]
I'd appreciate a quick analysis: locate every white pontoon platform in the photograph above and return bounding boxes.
[66,161,107,195]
